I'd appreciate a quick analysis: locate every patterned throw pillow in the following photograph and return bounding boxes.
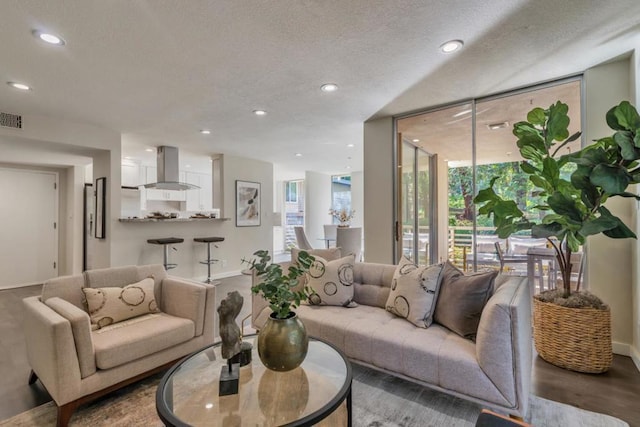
[386,256,444,328]
[303,254,357,307]
[82,277,159,328]
[433,261,497,340]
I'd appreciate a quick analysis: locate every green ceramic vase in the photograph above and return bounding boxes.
[257,312,308,372]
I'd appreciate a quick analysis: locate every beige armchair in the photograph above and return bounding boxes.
[23,264,216,427]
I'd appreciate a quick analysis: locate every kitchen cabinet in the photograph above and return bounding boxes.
[145,189,187,201]
[121,163,141,187]
[185,172,212,211]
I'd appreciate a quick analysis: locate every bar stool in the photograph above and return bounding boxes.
[147,237,184,270]
[194,237,225,284]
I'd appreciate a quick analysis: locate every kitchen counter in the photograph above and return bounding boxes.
[119,217,231,223]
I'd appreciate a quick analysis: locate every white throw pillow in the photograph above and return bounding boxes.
[386,256,444,328]
[82,277,159,328]
[303,254,357,307]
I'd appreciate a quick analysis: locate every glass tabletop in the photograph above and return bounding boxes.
[156,335,352,427]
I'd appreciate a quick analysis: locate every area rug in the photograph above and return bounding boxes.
[0,364,628,427]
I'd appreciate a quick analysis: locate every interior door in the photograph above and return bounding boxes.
[0,168,58,287]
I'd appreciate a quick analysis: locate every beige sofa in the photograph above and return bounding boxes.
[252,261,532,418]
[23,264,216,427]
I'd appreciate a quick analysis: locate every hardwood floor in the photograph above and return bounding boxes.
[1,280,640,425]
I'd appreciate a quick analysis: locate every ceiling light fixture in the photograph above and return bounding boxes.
[7,82,31,90]
[346,144,354,148]
[439,39,463,54]
[345,166,352,170]
[412,139,420,143]
[487,121,509,130]
[295,153,302,157]
[453,109,472,118]
[200,129,211,135]
[253,110,267,116]
[320,83,338,92]
[33,30,65,46]
[145,148,154,152]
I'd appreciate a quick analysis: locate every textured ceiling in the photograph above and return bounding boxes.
[1,1,639,178]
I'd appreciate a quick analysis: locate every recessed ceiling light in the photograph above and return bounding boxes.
[32,30,65,46]
[412,139,420,143]
[7,82,31,91]
[487,121,509,130]
[439,39,463,53]
[200,129,211,135]
[345,166,352,170]
[295,153,302,157]
[205,403,214,409]
[320,83,338,92]
[253,110,267,116]
[453,109,472,118]
[346,144,355,148]
[145,148,154,152]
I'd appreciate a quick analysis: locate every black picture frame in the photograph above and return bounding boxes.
[236,180,261,227]
[95,177,106,239]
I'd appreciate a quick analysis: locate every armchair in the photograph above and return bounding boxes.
[23,264,216,427]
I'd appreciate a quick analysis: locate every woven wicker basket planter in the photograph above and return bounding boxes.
[533,297,612,373]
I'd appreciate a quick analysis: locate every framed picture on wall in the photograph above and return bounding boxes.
[236,180,261,227]
[95,177,106,239]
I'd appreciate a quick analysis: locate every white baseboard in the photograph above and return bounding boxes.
[612,341,630,356]
[631,346,640,373]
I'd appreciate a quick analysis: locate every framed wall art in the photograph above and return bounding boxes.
[236,180,261,227]
[95,177,106,239]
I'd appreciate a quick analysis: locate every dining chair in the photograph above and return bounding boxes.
[336,227,362,261]
[294,226,314,250]
[323,224,338,248]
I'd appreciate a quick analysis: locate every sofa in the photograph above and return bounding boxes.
[23,264,216,427]
[252,257,532,418]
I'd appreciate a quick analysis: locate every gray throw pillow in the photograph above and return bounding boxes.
[434,261,498,340]
[386,256,444,328]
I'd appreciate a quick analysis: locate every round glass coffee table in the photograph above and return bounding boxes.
[156,335,352,426]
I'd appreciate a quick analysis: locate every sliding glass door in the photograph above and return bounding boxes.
[395,78,582,273]
[396,139,436,265]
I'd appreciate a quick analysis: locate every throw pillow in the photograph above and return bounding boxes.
[434,261,498,340]
[82,277,159,328]
[386,256,444,328]
[291,247,342,263]
[303,254,357,307]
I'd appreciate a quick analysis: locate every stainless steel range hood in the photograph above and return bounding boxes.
[143,146,199,190]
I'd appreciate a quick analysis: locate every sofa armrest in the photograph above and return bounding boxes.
[22,296,83,405]
[44,297,96,379]
[161,277,211,337]
[475,275,532,417]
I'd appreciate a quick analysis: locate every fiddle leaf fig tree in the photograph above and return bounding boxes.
[243,249,314,319]
[474,101,640,299]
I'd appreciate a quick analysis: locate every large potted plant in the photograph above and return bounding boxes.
[474,100,640,373]
[244,249,314,371]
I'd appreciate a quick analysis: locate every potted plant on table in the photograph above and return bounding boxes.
[243,249,315,371]
[474,100,640,373]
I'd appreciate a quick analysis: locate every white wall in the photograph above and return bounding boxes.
[363,117,395,263]
[304,171,332,246]
[632,50,640,370]
[584,57,634,355]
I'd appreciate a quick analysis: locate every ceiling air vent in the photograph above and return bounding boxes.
[0,112,22,129]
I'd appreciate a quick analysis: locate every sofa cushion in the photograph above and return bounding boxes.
[304,254,357,307]
[83,278,160,328]
[353,262,395,308]
[385,257,444,328]
[84,265,139,289]
[434,262,497,340]
[41,274,86,310]
[92,312,195,369]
